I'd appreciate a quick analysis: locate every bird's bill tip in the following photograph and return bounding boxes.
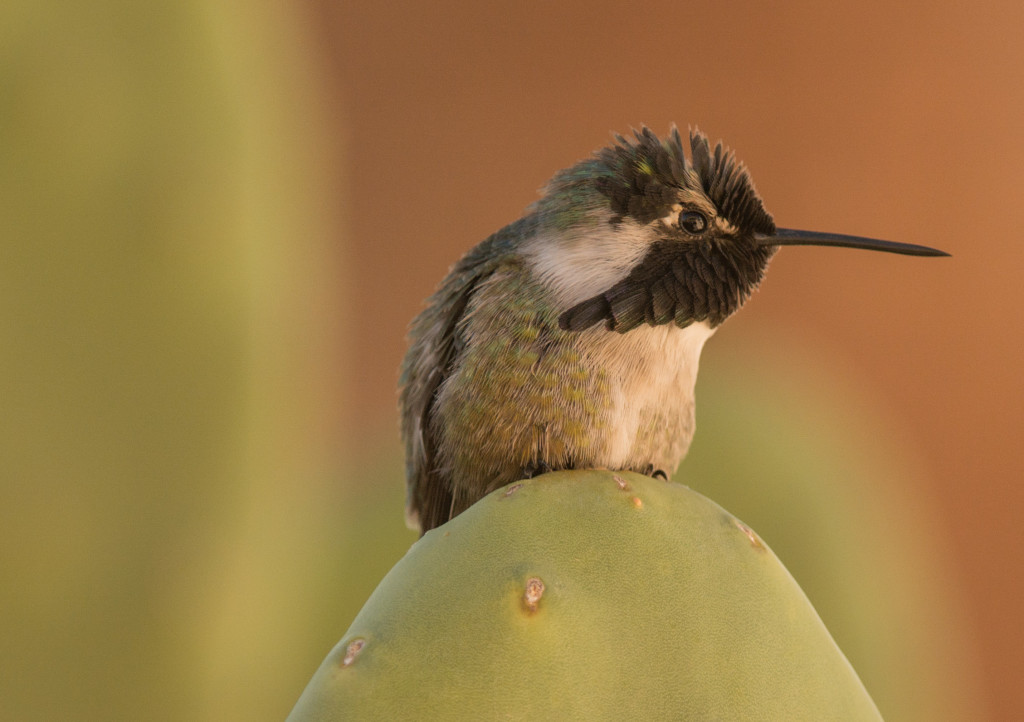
[757,228,950,257]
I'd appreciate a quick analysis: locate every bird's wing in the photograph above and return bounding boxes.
[399,218,530,533]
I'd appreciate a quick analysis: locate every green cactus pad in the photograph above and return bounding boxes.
[289,470,880,720]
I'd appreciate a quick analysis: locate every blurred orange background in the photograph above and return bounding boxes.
[3,0,1021,719]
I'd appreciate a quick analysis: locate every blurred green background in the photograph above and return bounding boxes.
[3,1,1021,720]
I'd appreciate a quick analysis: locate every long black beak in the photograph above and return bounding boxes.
[756,228,949,257]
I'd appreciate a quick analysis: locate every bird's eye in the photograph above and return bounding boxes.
[679,210,708,235]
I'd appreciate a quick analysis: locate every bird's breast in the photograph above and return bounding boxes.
[578,320,715,470]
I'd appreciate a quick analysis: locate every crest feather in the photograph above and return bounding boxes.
[592,126,774,235]
[688,128,775,235]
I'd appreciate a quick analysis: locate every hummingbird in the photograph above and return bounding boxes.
[399,127,947,534]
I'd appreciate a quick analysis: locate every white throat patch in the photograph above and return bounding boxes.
[522,218,652,308]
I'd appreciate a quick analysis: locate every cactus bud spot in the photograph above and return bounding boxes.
[522,576,545,613]
[341,638,365,668]
[631,496,643,509]
[613,474,630,491]
[735,520,764,550]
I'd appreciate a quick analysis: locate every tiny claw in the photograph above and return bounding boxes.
[641,465,669,480]
[522,460,553,478]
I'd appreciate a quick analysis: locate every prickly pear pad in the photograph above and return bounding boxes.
[289,470,880,720]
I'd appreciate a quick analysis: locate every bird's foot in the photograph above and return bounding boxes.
[522,460,554,478]
[640,464,670,481]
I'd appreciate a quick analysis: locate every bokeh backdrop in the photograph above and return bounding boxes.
[3,0,1022,719]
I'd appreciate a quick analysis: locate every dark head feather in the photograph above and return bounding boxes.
[593,127,687,224]
[593,126,774,235]
[687,128,775,235]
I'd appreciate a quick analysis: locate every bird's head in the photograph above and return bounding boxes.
[522,127,946,334]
